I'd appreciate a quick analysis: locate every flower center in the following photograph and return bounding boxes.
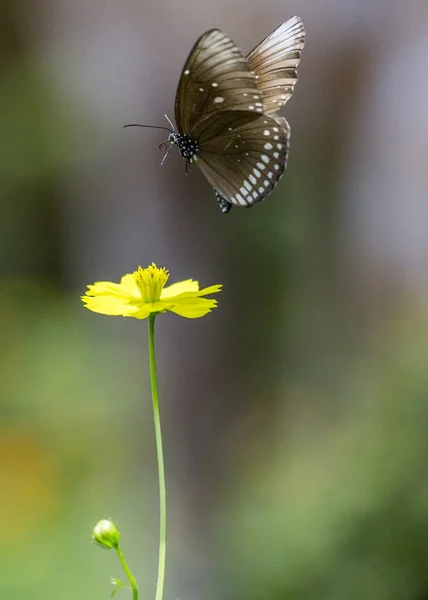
[134,264,169,303]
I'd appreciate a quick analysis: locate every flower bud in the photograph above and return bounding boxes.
[92,519,120,549]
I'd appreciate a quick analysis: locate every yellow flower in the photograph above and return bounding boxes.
[81,263,222,319]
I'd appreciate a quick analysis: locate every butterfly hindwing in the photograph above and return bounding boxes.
[195,113,290,207]
[247,16,305,115]
[174,29,264,135]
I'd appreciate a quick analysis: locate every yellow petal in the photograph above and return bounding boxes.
[167,303,216,318]
[167,284,223,301]
[82,294,139,316]
[166,297,218,318]
[161,280,199,298]
[120,273,143,298]
[132,302,172,319]
[86,281,129,297]
[194,284,223,296]
[162,283,222,300]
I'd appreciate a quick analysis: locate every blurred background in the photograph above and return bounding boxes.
[2,1,428,599]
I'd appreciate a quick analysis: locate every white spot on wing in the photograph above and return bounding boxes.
[264,143,273,150]
[261,155,269,164]
[274,135,279,140]
[211,82,218,87]
[263,179,269,186]
[258,187,264,194]
[248,105,255,110]
[240,186,248,197]
[274,164,280,170]
[244,180,252,191]
[249,174,257,184]
[273,127,279,132]
[273,152,279,158]
[213,96,224,103]
[263,130,270,136]
[252,191,258,199]
[253,168,261,178]
[236,194,246,206]
[257,162,265,170]
[267,172,273,179]
[277,144,282,150]
[184,69,190,75]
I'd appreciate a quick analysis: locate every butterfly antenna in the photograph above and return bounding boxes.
[123,123,173,133]
[160,138,177,166]
[164,114,175,131]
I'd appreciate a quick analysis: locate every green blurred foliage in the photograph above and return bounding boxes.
[215,298,428,600]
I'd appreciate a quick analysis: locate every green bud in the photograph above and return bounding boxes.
[92,519,120,549]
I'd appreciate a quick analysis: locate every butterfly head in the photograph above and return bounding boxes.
[158,132,178,165]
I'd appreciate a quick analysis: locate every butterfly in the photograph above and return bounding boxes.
[126,16,305,213]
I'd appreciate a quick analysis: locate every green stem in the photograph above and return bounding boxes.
[115,544,139,600]
[148,314,167,600]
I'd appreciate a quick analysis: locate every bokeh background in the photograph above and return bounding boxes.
[2,1,428,599]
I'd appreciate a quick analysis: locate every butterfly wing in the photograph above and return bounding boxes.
[247,16,305,115]
[175,29,265,135]
[194,112,290,207]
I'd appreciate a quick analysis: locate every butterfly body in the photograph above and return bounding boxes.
[170,133,199,163]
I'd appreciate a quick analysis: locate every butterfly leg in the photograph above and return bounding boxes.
[214,191,232,214]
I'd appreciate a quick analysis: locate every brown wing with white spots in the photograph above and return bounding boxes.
[174,29,265,135]
[195,112,290,207]
[247,16,305,115]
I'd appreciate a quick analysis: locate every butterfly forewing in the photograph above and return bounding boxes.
[174,29,265,135]
[195,113,290,207]
[247,16,305,115]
